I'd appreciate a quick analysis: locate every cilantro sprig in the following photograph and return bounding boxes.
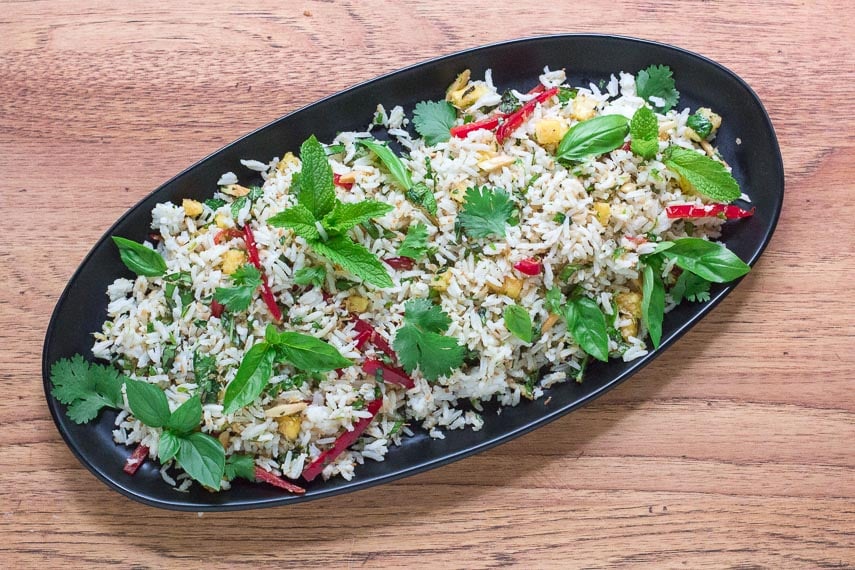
[269,135,394,288]
[458,186,515,239]
[392,299,466,381]
[50,355,125,424]
[397,223,429,260]
[213,264,262,312]
[412,100,457,146]
[636,65,679,112]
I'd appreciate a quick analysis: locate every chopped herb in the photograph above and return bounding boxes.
[360,221,381,239]
[499,90,521,113]
[293,266,326,289]
[552,212,566,224]
[194,351,219,404]
[325,143,346,155]
[393,299,466,381]
[205,198,226,210]
[213,264,262,313]
[687,112,713,140]
[557,87,578,104]
[230,196,248,219]
[458,186,515,239]
[335,278,359,291]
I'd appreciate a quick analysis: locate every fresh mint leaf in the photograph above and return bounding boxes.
[393,299,465,381]
[165,395,202,435]
[556,115,629,162]
[641,260,666,348]
[213,264,262,313]
[225,454,256,481]
[112,236,167,277]
[503,304,533,342]
[397,223,429,260]
[406,182,438,216]
[158,430,180,463]
[687,112,713,139]
[268,204,320,241]
[412,100,457,146]
[293,266,326,288]
[663,146,741,203]
[175,431,225,490]
[321,200,393,233]
[565,296,609,362]
[636,65,679,111]
[266,326,352,372]
[125,379,172,428]
[222,342,275,415]
[357,139,413,191]
[630,106,659,159]
[671,270,712,303]
[459,186,515,239]
[661,237,750,283]
[311,235,393,288]
[50,355,125,424]
[297,135,336,219]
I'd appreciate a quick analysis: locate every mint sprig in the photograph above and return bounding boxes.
[629,106,659,159]
[663,146,741,203]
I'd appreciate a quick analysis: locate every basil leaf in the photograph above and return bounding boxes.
[641,262,666,349]
[357,139,413,190]
[225,454,256,481]
[175,431,225,490]
[565,297,609,362]
[297,135,336,219]
[545,286,564,314]
[268,329,352,372]
[662,238,750,283]
[222,342,275,415]
[663,146,741,203]
[125,379,171,428]
[112,236,167,277]
[158,430,180,463]
[165,394,202,435]
[503,304,533,343]
[556,115,629,162]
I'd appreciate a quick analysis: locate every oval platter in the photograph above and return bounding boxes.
[42,34,784,511]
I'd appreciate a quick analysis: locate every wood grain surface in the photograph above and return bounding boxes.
[1,1,853,568]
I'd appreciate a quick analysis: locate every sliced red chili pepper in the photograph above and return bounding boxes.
[254,466,306,494]
[495,87,559,144]
[302,397,383,482]
[242,225,283,323]
[450,114,509,138]
[383,256,415,270]
[210,299,225,318]
[123,444,149,475]
[214,228,243,245]
[527,84,546,95]
[620,140,632,151]
[665,204,755,219]
[513,257,542,276]
[351,316,397,361]
[354,329,372,350]
[333,173,353,190]
[362,358,414,389]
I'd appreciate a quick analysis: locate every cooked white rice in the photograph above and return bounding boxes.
[93,68,732,485]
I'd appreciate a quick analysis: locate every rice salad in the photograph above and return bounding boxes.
[50,65,753,493]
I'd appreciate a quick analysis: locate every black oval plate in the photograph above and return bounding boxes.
[43,34,783,511]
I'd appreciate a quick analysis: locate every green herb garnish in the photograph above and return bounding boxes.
[503,304,533,343]
[636,65,679,111]
[458,186,515,239]
[629,106,659,159]
[686,112,713,140]
[412,100,457,146]
[213,264,262,313]
[663,146,741,203]
[393,299,466,381]
[556,115,629,163]
[293,266,326,289]
[397,223,429,260]
[112,236,167,277]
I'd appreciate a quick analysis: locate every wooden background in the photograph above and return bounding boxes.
[1,1,853,567]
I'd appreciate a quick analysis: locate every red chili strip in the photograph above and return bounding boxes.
[210,299,225,318]
[254,466,306,494]
[495,87,559,144]
[354,329,372,350]
[333,173,353,190]
[665,204,755,219]
[242,225,283,323]
[383,256,415,270]
[352,316,397,361]
[513,257,543,276]
[214,228,244,245]
[527,84,546,95]
[362,358,414,389]
[123,444,149,475]
[450,114,508,138]
[302,398,384,482]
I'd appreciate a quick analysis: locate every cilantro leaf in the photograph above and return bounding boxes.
[397,223,429,260]
[636,65,679,111]
[321,199,393,233]
[50,355,125,424]
[663,146,741,203]
[297,135,336,219]
[630,106,659,159]
[671,270,712,303]
[393,299,465,381]
[293,265,326,288]
[175,431,225,490]
[458,186,515,239]
[503,304,533,342]
[311,235,393,288]
[213,264,262,312]
[268,204,320,241]
[225,454,256,481]
[222,342,275,415]
[412,100,457,146]
[125,378,171,428]
[112,236,167,277]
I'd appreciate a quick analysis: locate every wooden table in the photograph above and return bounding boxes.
[2,1,853,567]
